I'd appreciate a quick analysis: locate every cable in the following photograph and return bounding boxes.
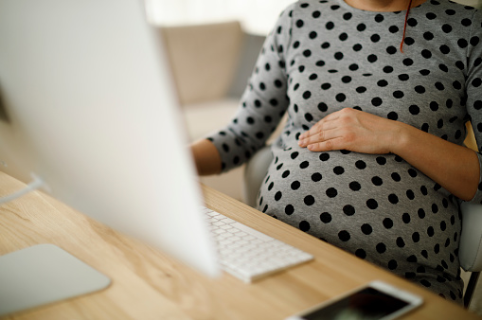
[0,174,46,205]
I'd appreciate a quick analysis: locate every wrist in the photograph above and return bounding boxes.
[387,121,412,155]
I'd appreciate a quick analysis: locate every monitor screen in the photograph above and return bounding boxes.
[0,0,220,278]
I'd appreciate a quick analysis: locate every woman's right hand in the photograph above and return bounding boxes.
[191,139,222,176]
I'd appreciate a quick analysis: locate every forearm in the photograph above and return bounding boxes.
[391,122,480,201]
[190,139,222,176]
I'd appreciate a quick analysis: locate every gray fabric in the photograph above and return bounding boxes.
[228,33,266,98]
[208,0,482,303]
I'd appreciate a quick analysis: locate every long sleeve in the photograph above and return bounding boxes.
[206,4,295,172]
[464,9,482,204]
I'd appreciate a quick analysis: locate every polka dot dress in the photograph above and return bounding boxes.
[208,0,482,303]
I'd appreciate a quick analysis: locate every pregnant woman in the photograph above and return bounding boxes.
[191,0,482,303]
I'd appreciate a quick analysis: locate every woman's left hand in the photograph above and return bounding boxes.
[298,108,403,154]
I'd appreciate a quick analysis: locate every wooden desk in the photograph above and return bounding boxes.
[0,171,479,319]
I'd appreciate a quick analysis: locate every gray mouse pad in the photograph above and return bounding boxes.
[0,244,111,316]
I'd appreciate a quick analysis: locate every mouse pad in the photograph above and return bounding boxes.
[0,244,111,316]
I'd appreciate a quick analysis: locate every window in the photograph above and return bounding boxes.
[145,0,296,35]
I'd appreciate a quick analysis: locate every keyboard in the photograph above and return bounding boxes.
[202,207,314,283]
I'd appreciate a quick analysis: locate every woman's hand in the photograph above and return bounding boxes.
[298,108,403,154]
[298,107,480,201]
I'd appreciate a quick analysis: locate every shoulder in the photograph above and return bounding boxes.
[421,0,482,20]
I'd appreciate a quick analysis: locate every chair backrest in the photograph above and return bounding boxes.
[459,122,482,272]
[459,202,482,272]
[160,21,244,105]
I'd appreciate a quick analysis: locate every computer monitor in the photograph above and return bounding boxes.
[0,0,220,278]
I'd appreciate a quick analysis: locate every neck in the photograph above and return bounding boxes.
[344,0,424,11]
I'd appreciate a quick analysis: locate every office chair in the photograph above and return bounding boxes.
[243,142,482,308]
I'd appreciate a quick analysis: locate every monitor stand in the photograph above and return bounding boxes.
[0,244,111,316]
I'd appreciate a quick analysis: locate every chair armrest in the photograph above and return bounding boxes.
[459,201,482,272]
[242,146,273,207]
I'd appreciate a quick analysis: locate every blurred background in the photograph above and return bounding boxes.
[146,0,296,35]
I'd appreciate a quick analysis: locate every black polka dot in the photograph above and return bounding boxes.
[461,18,472,27]
[319,153,330,161]
[387,112,398,120]
[388,194,399,204]
[412,232,420,242]
[402,213,411,224]
[343,12,352,20]
[320,212,332,223]
[372,176,383,186]
[376,243,386,253]
[326,188,338,198]
[299,221,310,232]
[388,260,398,270]
[349,63,359,71]
[404,37,415,45]
[285,205,294,215]
[383,218,394,229]
[418,208,426,219]
[343,205,355,216]
[361,224,372,235]
[421,280,432,288]
[367,199,378,210]
[403,58,414,66]
[304,195,315,206]
[355,249,366,259]
[274,191,282,201]
[333,166,345,175]
[367,54,378,63]
[389,25,399,33]
[300,161,309,169]
[349,181,361,191]
[338,230,351,241]
[371,97,383,107]
[336,93,346,102]
[376,157,386,165]
[311,172,322,182]
[356,86,367,93]
[407,255,417,263]
[386,46,397,54]
[291,181,301,190]
[409,105,420,115]
[421,49,432,59]
[396,237,405,247]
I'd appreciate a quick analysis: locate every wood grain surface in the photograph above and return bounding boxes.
[0,171,478,319]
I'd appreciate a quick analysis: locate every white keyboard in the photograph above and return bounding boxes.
[202,207,313,283]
